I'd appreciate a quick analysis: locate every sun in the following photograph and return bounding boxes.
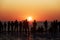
[27,16,33,21]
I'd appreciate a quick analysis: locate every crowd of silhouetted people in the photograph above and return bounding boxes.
[0,19,60,34]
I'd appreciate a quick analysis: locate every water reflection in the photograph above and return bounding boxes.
[0,32,60,40]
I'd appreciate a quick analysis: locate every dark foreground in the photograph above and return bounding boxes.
[0,32,60,40]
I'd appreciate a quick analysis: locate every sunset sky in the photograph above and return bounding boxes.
[0,0,60,21]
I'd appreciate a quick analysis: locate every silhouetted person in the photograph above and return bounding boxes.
[55,20,58,32]
[48,20,58,38]
[58,22,60,32]
[22,19,29,33]
[0,21,3,32]
[49,22,54,33]
[32,20,37,33]
[22,20,25,31]
[52,20,58,37]
[19,21,22,32]
[7,21,11,32]
[44,20,48,32]
[14,20,18,32]
[53,20,58,33]
[10,21,14,32]
[25,19,29,32]
[3,22,7,32]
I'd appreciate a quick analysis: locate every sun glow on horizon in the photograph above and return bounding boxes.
[27,16,33,21]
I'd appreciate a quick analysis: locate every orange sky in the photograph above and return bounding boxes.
[0,0,60,21]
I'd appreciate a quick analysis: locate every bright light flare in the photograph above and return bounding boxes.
[27,16,33,21]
